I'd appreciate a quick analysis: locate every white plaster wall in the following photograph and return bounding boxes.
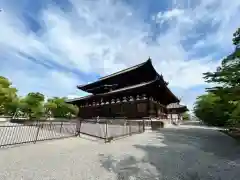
[167,114,178,119]
[0,117,78,123]
[47,118,78,121]
[0,117,11,122]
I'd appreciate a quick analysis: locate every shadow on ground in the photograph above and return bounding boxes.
[154,128,240,160]
[100,128,240,180]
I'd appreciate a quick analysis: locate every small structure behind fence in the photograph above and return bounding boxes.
[0,118,144,148]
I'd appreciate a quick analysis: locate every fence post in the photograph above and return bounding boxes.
[60,122,63,133]
[123,120,125,135]
[79,119,82,137]
[76,119,81,137]
[34,124,41,144]
[105,119,108,143]
[138,121,141,133]
[78,119,83,137]
[50,121,53,130]
[129,121,132,136]
[143,119,145,132]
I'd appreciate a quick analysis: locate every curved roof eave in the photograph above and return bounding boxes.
[77,58,156,91]
[165,86,180,103]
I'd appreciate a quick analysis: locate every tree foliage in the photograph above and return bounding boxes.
[45,97,78,118]
[193,93,232,126]
[194,27,240,127]
[0,76,18,116]
[0,76,79,120]
[203,27,240,101]
[20,92,45,120]
[182,112,190,121]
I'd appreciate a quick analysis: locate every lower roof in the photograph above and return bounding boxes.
[66,79,179,104]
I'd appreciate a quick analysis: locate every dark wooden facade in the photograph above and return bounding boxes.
[67,58,180,119]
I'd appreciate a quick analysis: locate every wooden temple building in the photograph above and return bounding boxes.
[67,58,187,127]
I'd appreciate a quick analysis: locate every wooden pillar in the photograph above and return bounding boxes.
[146,100,150,118]
[77,105,81,118]
[177,113,181,124]
[148,100,155,118]
[155,103,158,117]
[134,101,137,118]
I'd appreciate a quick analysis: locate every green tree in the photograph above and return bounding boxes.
[201,27,240,126]
[233,27,240,47]
[44,97,78,118]
[0,76,79,120]
[182,112,190,121]
[66,103,79,118]
[44,100,57,119]
[0,76,19,116]
[204,27,239,100]
[229,101,240,127]
[193,93,232,126]
[20,92,45,120]
[4,98,20,116]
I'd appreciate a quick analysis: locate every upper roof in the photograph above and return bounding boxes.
[98,59,150,80]
[77,58,165,94]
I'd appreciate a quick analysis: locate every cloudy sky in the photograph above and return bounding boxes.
[0,0,239,110]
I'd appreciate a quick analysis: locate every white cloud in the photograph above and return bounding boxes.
[172,86,208,110]
[153,8,185,25]
[186,0,240,52]
[0,58,82,98]
[0,0,239,109]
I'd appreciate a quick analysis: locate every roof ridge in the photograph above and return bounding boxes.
[98,58,151,81]
[77,58,152,89]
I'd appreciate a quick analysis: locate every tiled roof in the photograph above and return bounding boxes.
[65,95,94,103]
[66,79,157,103]
[99,59,150,80]
[101,79,156,95]
[167,103,187,109]
[66,78,180,104]
[77,58,152,89]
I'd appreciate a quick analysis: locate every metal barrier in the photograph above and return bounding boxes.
[0,119,145,148]
[0,121,77,148]
[79,119,145,142]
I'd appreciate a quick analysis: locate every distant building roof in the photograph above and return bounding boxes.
[167,103,188,111]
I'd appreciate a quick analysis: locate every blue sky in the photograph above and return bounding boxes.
[0,0,239,110]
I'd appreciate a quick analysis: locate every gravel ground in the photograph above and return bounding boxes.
[0,125,240,180]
